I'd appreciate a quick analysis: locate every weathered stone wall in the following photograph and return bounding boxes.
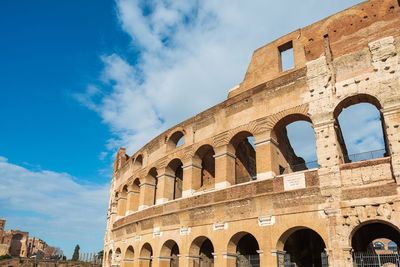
[104,1,400,267]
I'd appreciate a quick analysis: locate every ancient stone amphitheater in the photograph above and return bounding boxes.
[103,1,400,266]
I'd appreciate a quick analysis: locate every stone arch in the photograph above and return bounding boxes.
[121,185,128,198]
[229,131,256,184]
[139,243,153,266]
[277,226,326,267]
[160,240,179,267]
[145,167,158,205]
[350,220,400,252]
[227,231,260,266]
[270,113,317,174]
[134,154,143,168]
[189,236,214,266]
[167,129,185,150]
[333,93,388,163]
[124,245,134,260]
[166,158,183,199]
[127,178,141,212]
[194,144,215,190]
[114,248,122,266]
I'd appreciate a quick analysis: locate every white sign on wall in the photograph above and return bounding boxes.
[284,172,306,191]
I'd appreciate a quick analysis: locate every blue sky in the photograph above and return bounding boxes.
[1,0,385,259]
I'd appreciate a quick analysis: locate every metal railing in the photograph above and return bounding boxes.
[353,251,400,266]
[346,149,386,163]
[236,254,260,267]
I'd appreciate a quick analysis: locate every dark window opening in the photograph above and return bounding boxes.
[279,41,295,72]
[232,133,257,184]
[284,229,326,267]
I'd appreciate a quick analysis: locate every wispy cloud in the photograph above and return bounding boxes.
[0,157,109,258]
[75,0,365,155]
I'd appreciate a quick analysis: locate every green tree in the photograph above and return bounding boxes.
[71,244,80,261]
[97,250,103,261]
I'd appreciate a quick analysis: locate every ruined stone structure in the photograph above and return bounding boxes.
[103,1,400,266]
[0,219,55,259]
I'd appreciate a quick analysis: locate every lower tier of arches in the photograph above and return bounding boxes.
[104,204,400,267]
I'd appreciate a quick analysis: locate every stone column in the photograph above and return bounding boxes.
[185,255,200,267]
[123,259,134,267]
[214,145,236,189]
[222,252,237,267]
[138,258,152,267]
[138,182,156,210]
[313,119,343,189]
[117,197,127,217]
[254,137,280,180]
[155,168,175,204]
[382,105,400,184]
[126,187,140,214]
[157,256,171,267]
[182,158,202,197]
[270,250,286,267]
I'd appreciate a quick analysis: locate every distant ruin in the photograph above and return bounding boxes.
[0,219,56,259]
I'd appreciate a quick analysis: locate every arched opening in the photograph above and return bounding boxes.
[139,243,153,267]
[117,185,128,217]
[114,248,122,266]
[230,132,257,184]
[167,158,183,200]
[125,245,134,260]
[147,168,158,205]
[194,145,215,191]
[278,227,326,267]
[129,178,141,212]
[333,94,388,163]
[190,236,214,267]
[134,154,143,168]
[108,250,113,267]
[271,114,318,174]
[228,232,260,267]
[160,240,179,267]
[351,221,400,265]
[9,234,23,256]
[167,131,185,150]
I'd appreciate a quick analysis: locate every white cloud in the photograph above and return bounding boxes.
[338,103,385,154]
[75,0,364,156]
[0,157,109,258]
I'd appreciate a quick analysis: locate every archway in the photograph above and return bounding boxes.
[147,168,158,205]
[167,131,185,150]
[124,246,134,267]
[230,132,256,184]
[160,240,179,267]
[271,114,317,174]
[139,243,153,267]
[278,227,326,267]
[167,158,183,200]
[194,145,215,191]
[189,236,214,267]
[333,94,388,163]
[351,221,400,265]
[129,178,141,212]
[114,248,122,267]
[227,232,260,267]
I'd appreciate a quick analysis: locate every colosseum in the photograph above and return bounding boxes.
[103,0,400,266]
